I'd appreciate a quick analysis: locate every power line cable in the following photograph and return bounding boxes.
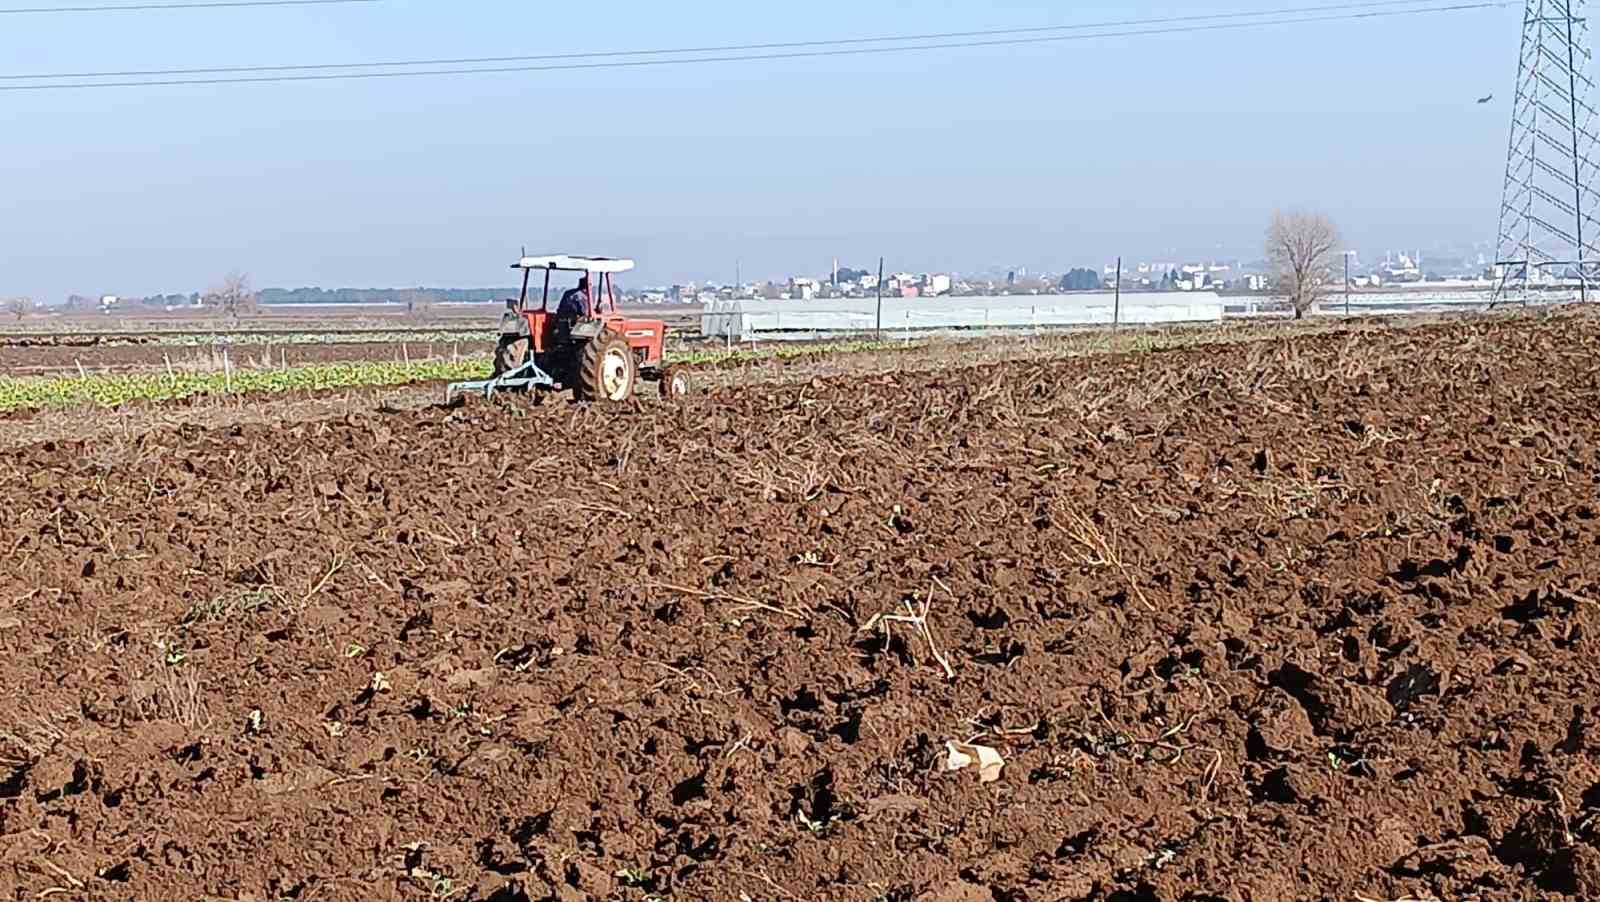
[0,1,1514,91]
[0,0,1490,79]
[0,0,377,13]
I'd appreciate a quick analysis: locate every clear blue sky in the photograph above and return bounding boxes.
[3,0,1519,299]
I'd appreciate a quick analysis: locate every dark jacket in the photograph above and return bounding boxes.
[557,287,589,321]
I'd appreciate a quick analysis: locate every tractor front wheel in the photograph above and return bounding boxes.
[576,332,638,402]
[493,335,530,378]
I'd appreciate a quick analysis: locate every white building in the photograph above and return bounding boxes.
[1381,253,1423,283]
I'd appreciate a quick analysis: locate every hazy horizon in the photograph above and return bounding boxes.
[4,1,1520,301]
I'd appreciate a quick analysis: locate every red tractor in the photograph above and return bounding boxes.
[447,254,689,403]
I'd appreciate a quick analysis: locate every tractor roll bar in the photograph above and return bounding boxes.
[515,268,619,315]
[509,256,630,314]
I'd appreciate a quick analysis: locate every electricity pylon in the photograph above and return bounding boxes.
[1494,0,1600,303]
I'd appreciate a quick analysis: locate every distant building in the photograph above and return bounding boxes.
[885,273,918,295]
[1380,253,1423,283]
[924,274,952,296]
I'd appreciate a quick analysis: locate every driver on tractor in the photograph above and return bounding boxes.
[556,277,590,324]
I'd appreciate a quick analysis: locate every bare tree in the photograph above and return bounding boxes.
[5,298,32,321]
[1266,211,1341,319]
[203,272,257,319]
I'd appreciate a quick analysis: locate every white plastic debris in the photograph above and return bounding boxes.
[945,741,1005,784]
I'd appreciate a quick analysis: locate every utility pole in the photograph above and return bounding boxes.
[875,256,885,341]
[1113,256,1122,328]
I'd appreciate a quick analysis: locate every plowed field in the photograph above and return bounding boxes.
[3,312,1599,901]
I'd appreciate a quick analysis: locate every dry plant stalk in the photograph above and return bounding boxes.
[1242,474,1346,522]
[862,583,956,680]
[0,712,68,761]
[301,553,347,605]
[159,666,212,730]
[1199,748,1224,801]
[647,580,801,620]
[1060,508,1154,611]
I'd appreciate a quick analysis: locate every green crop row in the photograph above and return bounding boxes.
[0,339,922,412]
[0,358,493,412]
[161,330,500,348]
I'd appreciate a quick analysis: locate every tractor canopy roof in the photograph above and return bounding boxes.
[514,255,635,274]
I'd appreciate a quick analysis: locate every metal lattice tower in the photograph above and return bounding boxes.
[1495,0,1600,301]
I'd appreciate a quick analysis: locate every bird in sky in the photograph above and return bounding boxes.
[1478,94,1494,104]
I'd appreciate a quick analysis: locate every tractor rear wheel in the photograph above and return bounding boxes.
[576,331,637,402]
[493,335,529,377]
[658,366,692,400]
